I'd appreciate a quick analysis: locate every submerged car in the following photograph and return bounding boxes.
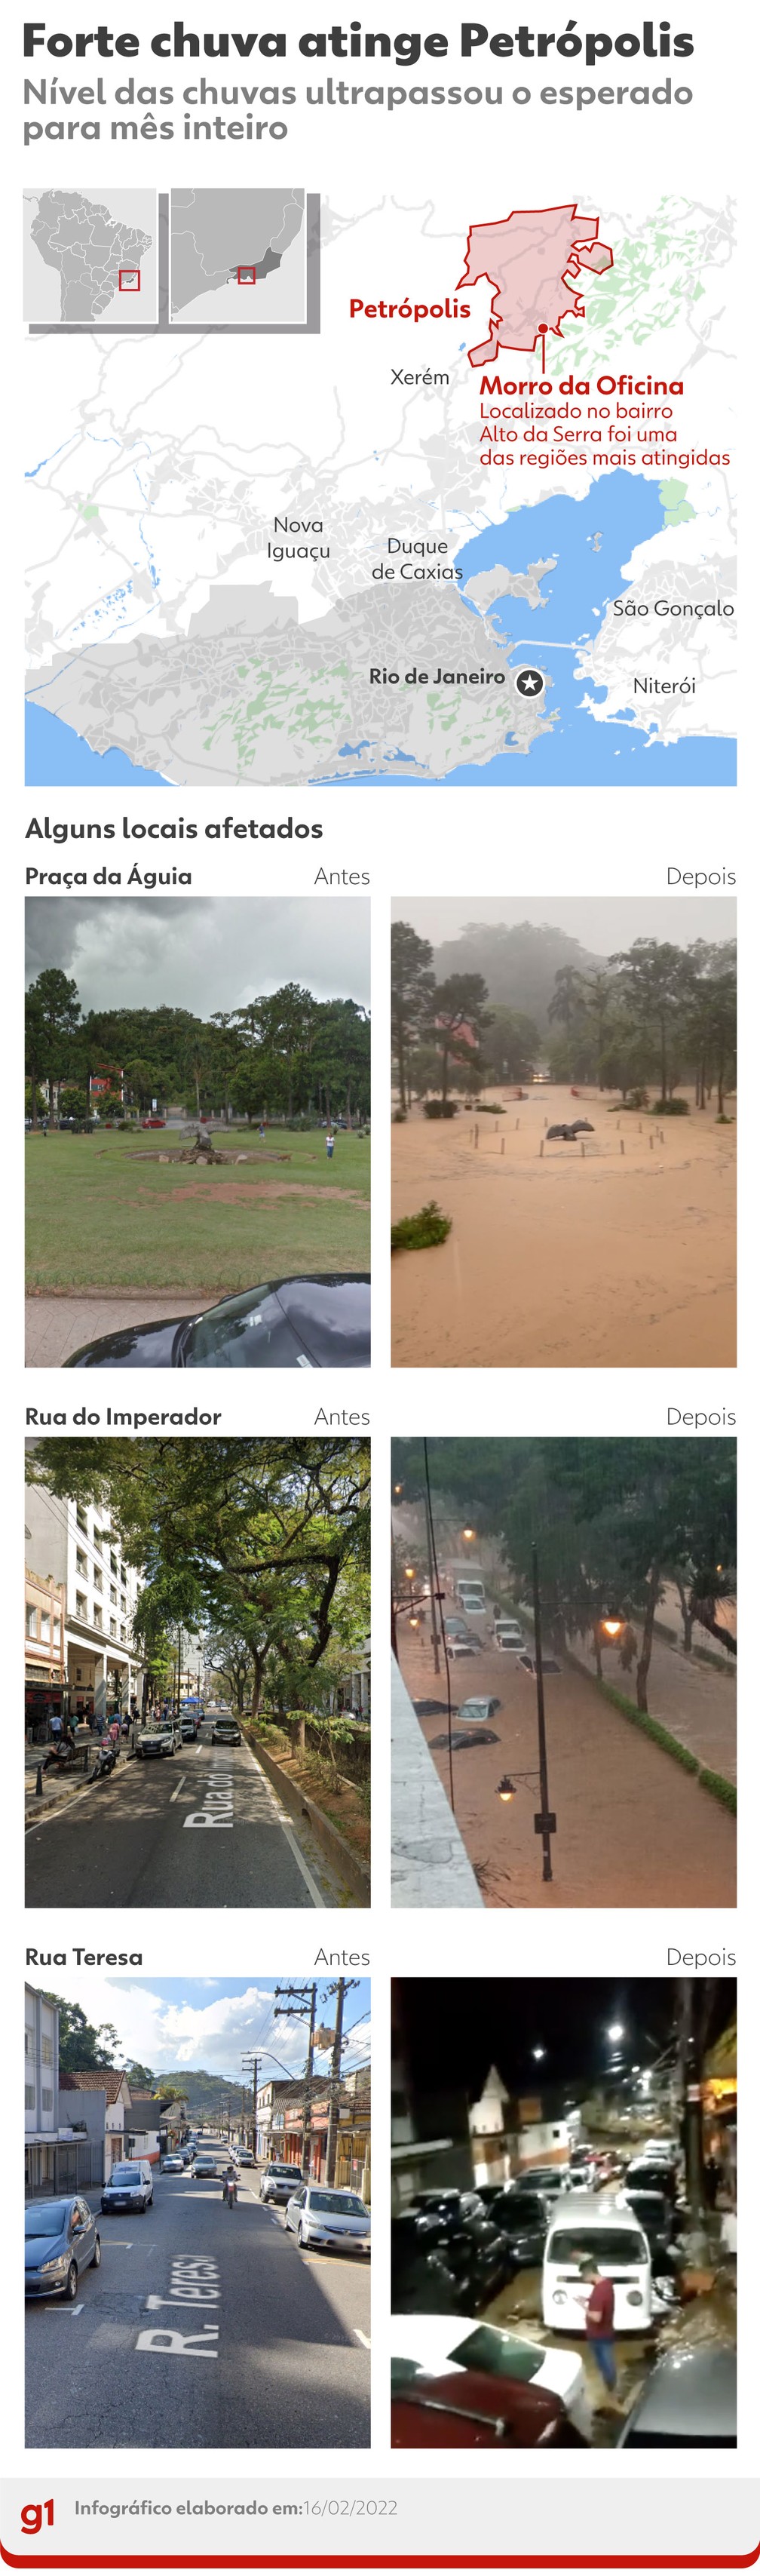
[25,2196,101,2299]
[455,1696,502,1726]
[285,2185,371,2254]
[391,2363,587,2449]
[210,1717,242,1745]
[66,1274,371,1370]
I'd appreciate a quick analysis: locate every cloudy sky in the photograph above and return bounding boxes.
[26,898,370,1015]
[48,1975,371,2085]
[391,895,737,955]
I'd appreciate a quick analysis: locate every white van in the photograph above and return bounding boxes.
[493,1618,526,1652]
[542,2193,651,2332]
[455,1579,486,1610]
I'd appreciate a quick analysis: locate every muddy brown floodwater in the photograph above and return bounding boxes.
[396,1623,736,1909]
[391,1086,736,1368]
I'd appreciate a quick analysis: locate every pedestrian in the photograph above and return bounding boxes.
[49,1709,63,1744]
[326,1130,335,1161]
[41,1117,48,1139]
[258,1120,265,1141]
[580,2259,618,2401]
[703,2154,721,2210]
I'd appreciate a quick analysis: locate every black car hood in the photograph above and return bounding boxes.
[66,1316,192,1368]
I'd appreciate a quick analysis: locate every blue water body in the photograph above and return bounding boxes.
[331,471,737,787]
[26,702,167,786]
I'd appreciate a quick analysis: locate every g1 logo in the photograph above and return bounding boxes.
[21,2502,54,2535]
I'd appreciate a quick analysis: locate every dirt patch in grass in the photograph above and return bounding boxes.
[167,1181,370,1207]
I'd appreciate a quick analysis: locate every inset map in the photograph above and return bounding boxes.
[23,190,158,324]
[170,189,306,324]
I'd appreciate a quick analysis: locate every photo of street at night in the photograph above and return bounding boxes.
[391,1438,735,1910]
[391,1979,736,2450]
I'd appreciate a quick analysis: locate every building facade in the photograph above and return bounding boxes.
[24,1481,143,1730]
[65,2068,134,2178]
[25,1987,105,2198]
[25,1564,66,1726]
[256,2070,371,2200]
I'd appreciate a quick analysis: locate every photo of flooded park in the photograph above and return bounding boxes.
[391,898,736,1370]
[391,1437,736,1911]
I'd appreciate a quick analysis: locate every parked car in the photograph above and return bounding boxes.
[397,2196,513,2310]
[616,2188,676,2273]
[66,1273,371,1370]
[618,2346,737,2448]
[477,2187,548,2269]
[443,1617,472,1641]
[455,1696,502,1726]
[392,2211,468,2315]
[624,2156,679,2202]
[285,2185,371,2254]
[641,2137,682,2165]
[445,1635,481,1660]
[518,1653,562,1678]
[192,2154,219,2179]
[101,2160,154,2215]
[391,2364,587,2449]
[136,1721,178,1758]
[179,1713,199,1742]
[210,1716,242,1745]
[519,2166,569,2202]
[390,2318,590,2439]
[568,2148,602,2190]
[25,2196,101,2299]
[161,2154,185,2175]
[238,2150,254,2167]
[260,2161,303,2205]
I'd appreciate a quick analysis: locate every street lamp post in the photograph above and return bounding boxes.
[532,1543,556,1883]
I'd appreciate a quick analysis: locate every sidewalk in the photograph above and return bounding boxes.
[570,1627,737,1782]
[24,1734,132,1824]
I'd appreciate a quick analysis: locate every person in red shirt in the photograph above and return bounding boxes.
[581,2259,617,2394]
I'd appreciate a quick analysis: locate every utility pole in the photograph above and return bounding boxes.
[325,1979,358,2186]
[679,1978,709,2262]
[532,1543,556,1884]
[424,1490,441,1675]
[241,2054,260,2162]
[274,1984,318,2180]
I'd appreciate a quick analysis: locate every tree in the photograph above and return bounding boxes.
[59,1085,89,1125]
[256,984,317,1121]
[481,1006,541,1085]
[124,2061,157,2090]
[25,969,81,1130]
[609,940,689,1104]
[206,1626,268,1716]
[391,922,435,1112]
[547,965,584,1030]
[43,1994,118,2073]
[28,1438,371,1718]
[209,1012,245,1123]
[431,974,492,1106]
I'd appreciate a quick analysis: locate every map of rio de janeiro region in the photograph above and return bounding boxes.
[25,188,735,788]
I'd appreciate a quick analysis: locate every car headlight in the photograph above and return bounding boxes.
[552,2289,567,2305]
[39,2255,66,2273]
[627,2289,643,2305]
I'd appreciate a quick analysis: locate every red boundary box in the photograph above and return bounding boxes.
[118,269,140,291]
[2,2550,760,2569]
[237,266,256,284]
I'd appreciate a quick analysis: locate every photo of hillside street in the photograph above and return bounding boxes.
[26,1435,370,1909]
[391,1438,735,1911]
[26,1973,371,2448]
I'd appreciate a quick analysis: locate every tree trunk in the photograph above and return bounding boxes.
[636,1564,660,1712]
[195,1072,201,1116]
[675,1575,694,1653]
[593,1629,602,1679]
[249,1651,264,1719]
[440,1039,450,1107]
[660,1016,667,1104]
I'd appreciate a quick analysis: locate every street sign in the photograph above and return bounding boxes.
[534,1811,556,1834]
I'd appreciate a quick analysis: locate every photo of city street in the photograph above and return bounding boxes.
[26,1972,371,2447]
[26,896,370,1368]
[26,1435,370,1908]
[392,1977,736,2450]
[391,898,736,1369]
[391,1438,735,1910]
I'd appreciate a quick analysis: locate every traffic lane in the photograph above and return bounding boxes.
[26,2176,370,2449]
[25,1739,320,1910]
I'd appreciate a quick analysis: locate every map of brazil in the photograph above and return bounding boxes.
[25,189,735,789]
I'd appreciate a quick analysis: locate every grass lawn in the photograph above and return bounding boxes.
[26,1131,371,1293]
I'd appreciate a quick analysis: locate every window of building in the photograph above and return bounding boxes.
[93,1570,103,1592]
[25,2084,35,2110]
[76,1552,87,1577]
[110,1587,117,1606]
[76,1594,87,1620]
[120,1625,127,1643]
[93,1607,103,1629]
[41,2088,53,2113]
[40,1611,51,1641]
[41,2034,53,2065]
[109,1619,117,1638]
[26,1604,38,1638]
[25,2028,32,2056]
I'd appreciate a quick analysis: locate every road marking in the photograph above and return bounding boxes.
[169,1772,187,1802]
[354,2329,371,2347]
[35,2302,84,2315]
[106,2239,133,2247]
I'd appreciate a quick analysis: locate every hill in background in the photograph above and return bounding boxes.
[432,920,603,1031]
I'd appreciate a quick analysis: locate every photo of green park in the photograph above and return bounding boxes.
[26,897,370,1368]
